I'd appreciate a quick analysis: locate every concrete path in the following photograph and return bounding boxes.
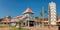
[0,24,11,30]
[0,28,10,30]
[22,26,58,30]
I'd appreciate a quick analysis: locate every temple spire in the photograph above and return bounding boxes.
[23,8,34,14]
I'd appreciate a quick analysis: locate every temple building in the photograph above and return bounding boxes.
[3,2,58,26]
[1,2,60,30]
[19,8,36,27]
[48,1,57,25]
[22,8,36,26]
[1,16,11,24]
[10,8,36,27]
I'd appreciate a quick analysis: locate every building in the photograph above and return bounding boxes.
[21,8,35,26]
[1,1,60,30]
[10,1,58,27]
[48,1,57,25]
[1,16,11,24]
[10,8,36,27]
[19,8,36,27]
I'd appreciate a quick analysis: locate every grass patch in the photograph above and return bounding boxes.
[11,26,27,30]
[0,24,27,30]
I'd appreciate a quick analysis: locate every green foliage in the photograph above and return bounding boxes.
[44,10,47,13]
[35,17,38,18]
[18,20,23,24]
[35,17,39,21]
[11,26,27,30]
[0,24,27,30]
[40,13,43,16]
[40,10,47,16]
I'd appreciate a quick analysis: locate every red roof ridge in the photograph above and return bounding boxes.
[23,8,33,14]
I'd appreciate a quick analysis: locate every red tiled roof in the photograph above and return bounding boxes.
[57,18,60,21]
[39,18,60,21]
[12,18,19,20]
[23,8,33,14]
[18,16,25,20]
[12,16,25,21]
[39,18,48,21]
[2,20,9,23]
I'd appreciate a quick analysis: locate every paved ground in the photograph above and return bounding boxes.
[0,24,58,30]
[22,26,58,30]
[0,24,11,30]
[0,28,10,30]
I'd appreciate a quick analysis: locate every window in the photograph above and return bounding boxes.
[44,22,48,25]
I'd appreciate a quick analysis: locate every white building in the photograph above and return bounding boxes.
[21,8,36,27]
[48,1,57,25]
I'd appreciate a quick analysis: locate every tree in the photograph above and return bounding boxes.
[18,20,23,30]
[40,6,47,30]
[35,17,39,20]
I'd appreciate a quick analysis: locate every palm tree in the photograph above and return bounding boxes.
[35,17,39,20]
[40,6,47,30]
[17,20,23,29]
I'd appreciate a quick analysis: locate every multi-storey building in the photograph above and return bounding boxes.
[48,1,57,25]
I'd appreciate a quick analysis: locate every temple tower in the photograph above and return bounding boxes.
[48,1,56,25]
[23,8,34,17]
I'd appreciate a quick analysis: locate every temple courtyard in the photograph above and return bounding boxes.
[0,24,27,30]
[0,24,59,30]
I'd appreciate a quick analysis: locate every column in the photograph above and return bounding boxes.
[34,22,35,27]
[36,22,37,27]
[28,21,29,27]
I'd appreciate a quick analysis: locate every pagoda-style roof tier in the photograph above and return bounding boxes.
[23,8,34,14]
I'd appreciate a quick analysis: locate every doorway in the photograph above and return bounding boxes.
[29,21,34,27]
[58,25,60,30]
[26,21,35,27]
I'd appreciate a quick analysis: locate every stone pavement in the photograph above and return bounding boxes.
[22,26,47,30]
[0,28,10,30]
[22,26,58,30]
[0,24,11,30]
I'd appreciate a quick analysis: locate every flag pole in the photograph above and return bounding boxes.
[42,6,44,30]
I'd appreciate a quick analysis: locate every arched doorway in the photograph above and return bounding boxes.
[27,21,35,27]
[29,21,35,27]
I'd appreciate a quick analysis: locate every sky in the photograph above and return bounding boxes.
[0,0,60,18]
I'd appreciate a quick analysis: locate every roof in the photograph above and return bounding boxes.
[2,19,9,23]
[18,16,25,20]
[12,18,19,20]
[23,8,33,14]
[57,18,60,22]
[12,16,25,21]
[39,18,48,21]
[36,18,48,22]
[39,18,60,22]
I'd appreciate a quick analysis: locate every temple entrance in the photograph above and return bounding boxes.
[29,21,34,27]
[26,21,35,27]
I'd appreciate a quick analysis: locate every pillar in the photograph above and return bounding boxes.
[34,22,35,27]
[25,22,27,26]
[28,21,29,27]
[36,22,37,27]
